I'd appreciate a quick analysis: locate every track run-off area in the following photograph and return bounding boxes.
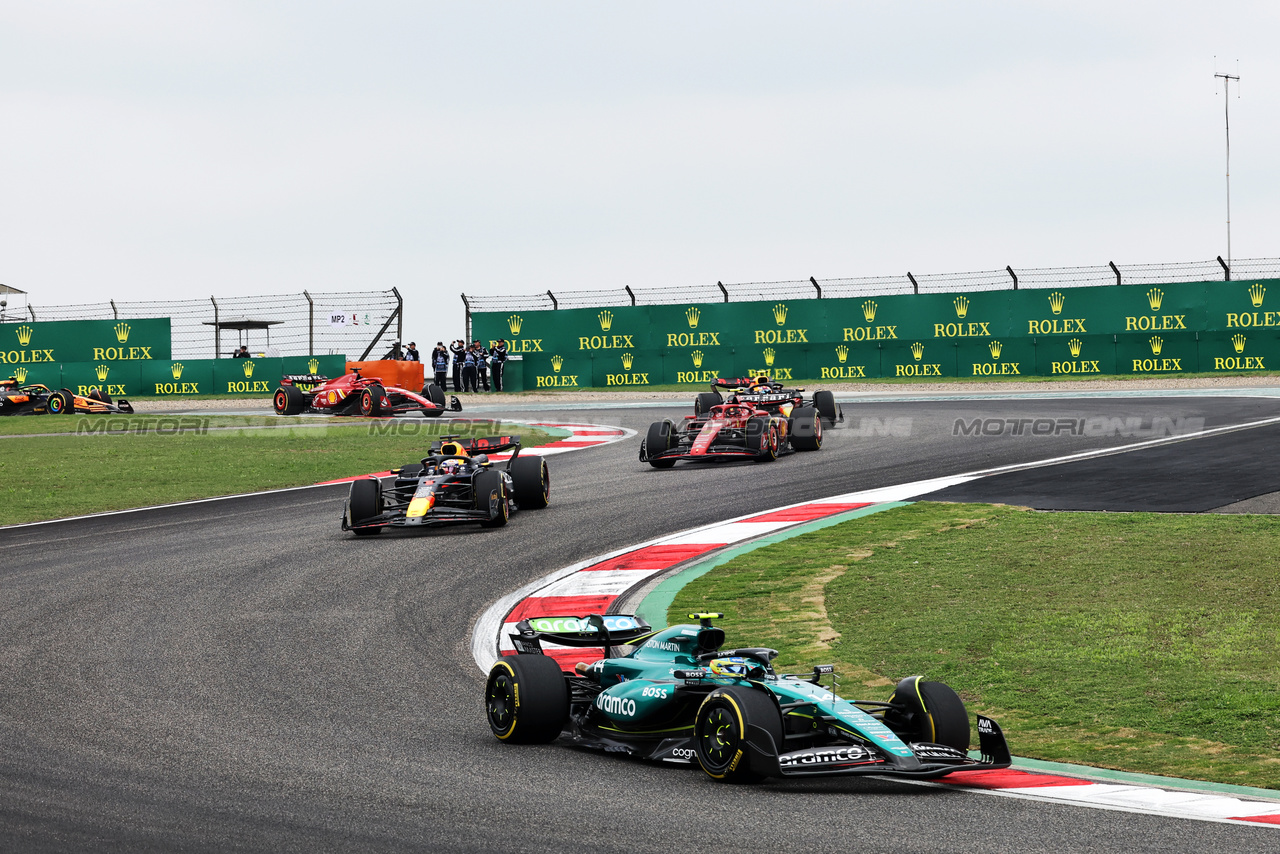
[4,390,1280,852]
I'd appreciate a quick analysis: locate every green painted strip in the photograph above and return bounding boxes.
[638,499,1280,802]
[635,501,911,628]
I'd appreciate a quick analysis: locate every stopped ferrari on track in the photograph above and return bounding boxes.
[486,613,1011,783]
[273,368,462,417]
[343,435,550,533]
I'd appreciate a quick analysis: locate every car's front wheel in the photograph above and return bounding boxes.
[509,456,550,509]
[475,469,509,527]
[644,420,677,468]
[789,406,822,451]
[347,477,385,535]
[884,676,970,752]
[486,654,570,743]
[694,687,783,783]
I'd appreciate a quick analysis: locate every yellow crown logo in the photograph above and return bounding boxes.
[621,352,634,370]
[910,342,924,361]
[598,310,613,331]
[862,300,877,323]
[1068,338,1083,358]
[242,360,254,378]
[114,322,131,343]
[1149,336,1163,356]
[13,367,27,383]
[953,296,969,319]
[1147,288,1163,311]
[1249,283,1266,307]
[989,340,1002,359]
[508,314,523,335]
[686,307,700,328]
[1232,334,1247,354]
[1049,292,1065,315]
[95,364,110,382]
[308,358,319,373]
[15,325,32,346]
[836,345,849,363]
[691,350,704,368]
[763,347,776,367]
[171,362,184,379]
[551,355,564,372]
[772,303,788,326]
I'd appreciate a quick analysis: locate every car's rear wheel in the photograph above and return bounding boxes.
[694,686,783,783]
[694,391,723,418]
[884,676,970,752]
[813,390,839,425]
[645,420,677,468]
[509,456,550,509]
[789,405,823,451]
[274,385,308,415]
[347,477,385,535]
[486,654,570,743]
[47,390,75,415]
[475,469,509,527]
[359,384,385,417]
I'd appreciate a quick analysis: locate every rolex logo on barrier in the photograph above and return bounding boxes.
[1233,334,1247,354]
[862,300,877,323]
[621,352,634,371]
[1215,334,1265,371]
[691,350,704,368]
[763,347,776,367]
[1147,288,1164,311]
[1068,338,1083,358]
[989,340,1002,359]
[95,364,110,382]
[16,325,32,347]
[13,367,27,383]
[1249,284,1266,308]
[242,360,254,378]
[910,342,924,361]
[308,358,319,373]
[772,303,788,326]
[1049,292,1065,315]
[598,310,614,331]
[1149,336,1163,356]
[551,355,564,373]
[686,307,700,328]
[1051,337,1099,375]
[836,345,849,364]
[953,296,969,319]
[507,314,523,335]
[114,322,131,343]
[171,362,185,379]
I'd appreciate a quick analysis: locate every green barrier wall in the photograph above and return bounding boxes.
[9,355,348,398]
[0,319,171,367]
[472,279,1280,386]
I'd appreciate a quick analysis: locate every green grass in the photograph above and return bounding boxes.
[0,416,565,524]
[671,502,1280,788]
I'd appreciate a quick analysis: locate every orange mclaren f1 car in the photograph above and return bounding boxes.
[0,378,134,415]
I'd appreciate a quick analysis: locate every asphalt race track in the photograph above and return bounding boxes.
[4,395,1280,853]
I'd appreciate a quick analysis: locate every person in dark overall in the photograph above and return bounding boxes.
[474,340,490,391]
[461,344,479,392]
[489,339,508,392]
[450,339,466,391]
[431,345,449,389]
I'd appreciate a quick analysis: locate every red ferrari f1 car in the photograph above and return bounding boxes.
[640,399,822,468]
[1,378,134,416]
[272,370,462,417]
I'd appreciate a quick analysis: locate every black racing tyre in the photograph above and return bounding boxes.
[274,385,308,415]
[813,390,838,425]
[645,420,677,468]
[885,676,970,752]
[509,455,550,509]
[485,654,570,743]
[745,416,778,462]
[347,477,385,535]
[694,391,723,418]
[424,383,447,408]
[475,469,509,527]
[47,390,75,415]
[359,383,385,417]
[789,405,823,451]
[694,686,784,783]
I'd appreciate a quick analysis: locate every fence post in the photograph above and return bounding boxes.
[1109,262,1121,286]
[717,281,729,303]
[461,293,472,343]
[907,272,919,294]
[547,290,558,310]
[1007,266,1019,290]
[393,287,403,343]
[625,285,635,306]
[810,277,822,299]
[1218,255,1231,281]
[210,297,220,358]
[110,300,118,320]
[303,290,314,354]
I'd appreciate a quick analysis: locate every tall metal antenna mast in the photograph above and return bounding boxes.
[1215,68,1240,266]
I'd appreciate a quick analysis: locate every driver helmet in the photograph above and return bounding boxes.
[439,459,463,474]
[708,657,752,678]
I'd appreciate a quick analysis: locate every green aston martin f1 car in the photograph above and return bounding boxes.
[485,613,1011,782]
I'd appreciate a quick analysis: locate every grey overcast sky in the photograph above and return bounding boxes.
[2,2,1276,343]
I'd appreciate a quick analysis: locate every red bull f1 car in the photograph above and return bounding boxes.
[1,378,134,416]
[486,612,1012,783]
[640,397,822,467]
[343,435,549,534]
[695,376,842,424]
[273,369,462,417]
